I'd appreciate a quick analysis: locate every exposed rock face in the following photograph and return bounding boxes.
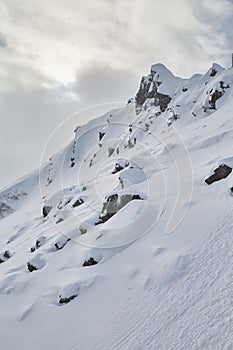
[209,81,230,110]
[83,257,98,267]
[112,160,129,174]
[209,90,223,110]
[55,238,70,251]
[135,70,171,114]
[42,205,52,217]
[99,132,105,141]
[0,250,12,263]
[59,294,77,304]
[205,164,232,185]
[79,226,87,235]
[96,193,143,224]
[27,262,38,272]
[55,218,64,224]
[72,198,84,208]
[30,235,46,252]
[108,147,115,157]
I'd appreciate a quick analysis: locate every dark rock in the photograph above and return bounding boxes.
[27,262,38,272]
[46,179,53,187]
[108,147,115,157]
[99,132,105,141]
[205,164,232,185]
[157,92,172,112]
[220,81,230,89]
[56,218,64,224]
[0,250,12,263]
[79,226,87,235]
[30,236,46,252]
[36,239,41,248]
[59,294,77,304]
[112,161,129,174]
[135,75,171,114]
[209,81,230,110]
[82,257,98,267]
[70,157,75,168]
[210,68,217,77]
[72,198,84,208]
[135,76,152,106]
[96,193,143,224]
[128,139,135,148]
[3,250,11,259]
[209,90,223,110]
[55,238,70,251]
[64,198,72,206]
[42,205,52,217]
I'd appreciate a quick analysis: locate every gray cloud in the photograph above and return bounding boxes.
[72,64,139,105]
[0,33,7,48]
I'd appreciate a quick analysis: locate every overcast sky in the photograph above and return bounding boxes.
[0,0,233,189]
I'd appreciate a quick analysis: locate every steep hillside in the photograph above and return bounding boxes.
[0,63,232,350]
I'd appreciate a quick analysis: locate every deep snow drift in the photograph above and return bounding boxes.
[0,63,232,350]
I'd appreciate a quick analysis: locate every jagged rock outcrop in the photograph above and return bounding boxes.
[0,250,12,263]
[208,81,230,110]
[135,64,172,114]
[55,238,70,251]
[42,205,52,217]
[30,235,46,253]
[59,294,77,304]
[72,198,84,208]
[27,262,38,272]
[112,160,129,174]
[96,193,143,224]
[205,164,232,185]
[83,257,98,267]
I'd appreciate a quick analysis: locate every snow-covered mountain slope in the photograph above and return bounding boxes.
[0,63,233,350]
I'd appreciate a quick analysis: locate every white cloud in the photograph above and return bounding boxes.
[1,0,232,85]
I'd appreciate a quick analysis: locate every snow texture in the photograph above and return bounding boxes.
[0,63,232,350]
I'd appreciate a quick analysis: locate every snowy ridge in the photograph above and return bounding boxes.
[0,63,233,349]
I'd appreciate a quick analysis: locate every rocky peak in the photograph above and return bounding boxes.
[134,62,233,124]
[135,63,181,114]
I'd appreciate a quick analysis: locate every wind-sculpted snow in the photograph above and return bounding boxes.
[0,63,233,349]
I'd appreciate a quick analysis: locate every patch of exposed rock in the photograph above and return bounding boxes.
[135,69,171,114]
[205,164,232,185]
[83,257,98,267]
[59,294,77,304]
[42,205,52,217]
[0,250,12,264]
[96,193,143,224]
